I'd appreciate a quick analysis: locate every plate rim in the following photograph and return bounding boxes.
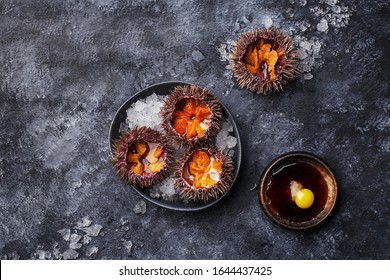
[109,81,242,211]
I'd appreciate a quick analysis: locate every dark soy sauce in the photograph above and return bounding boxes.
[265,161,328,223]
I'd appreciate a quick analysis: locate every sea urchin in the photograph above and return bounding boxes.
[112,127,173,188]
[230,27,298,94]
[161,84,223,147]
[175,146,234,203]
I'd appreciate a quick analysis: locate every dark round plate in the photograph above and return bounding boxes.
[109,81,242,211]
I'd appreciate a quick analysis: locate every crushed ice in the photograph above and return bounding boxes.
[126,93,165,132]
[54,217,103,259]
[149,177,177,200]
[216,120,237,156]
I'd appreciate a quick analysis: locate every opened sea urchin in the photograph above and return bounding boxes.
[230,27,298,94]
[112,127,173,188]
[161,84,223,147]
[175,146,234,203]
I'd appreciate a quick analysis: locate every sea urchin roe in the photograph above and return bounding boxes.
[186,150,222,188]
[172,98,211,139]
[290,180,315,209]
[243,38,284,80]
[126,140,165,175]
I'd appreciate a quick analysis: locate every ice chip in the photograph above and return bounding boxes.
[261,15,273,29]
[304,73,314,80]
[133,200,146,214]
[76,216,92,228]
[86,246,99,257]
[57,228,71,242]
[69,233,82,249]
[62,249,79,260]
[81,224,103,237]
[123,240,133,254]
[317,19,329,32]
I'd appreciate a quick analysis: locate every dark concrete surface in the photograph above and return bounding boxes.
[0,0,389,260]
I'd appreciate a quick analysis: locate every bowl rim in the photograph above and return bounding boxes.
[108,81,242,211]
[259,151,338,230]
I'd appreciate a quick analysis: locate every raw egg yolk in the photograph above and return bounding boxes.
[290,180,315,209]
[295,188,315,209]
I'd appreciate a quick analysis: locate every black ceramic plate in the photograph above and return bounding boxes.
[109,81,242,211]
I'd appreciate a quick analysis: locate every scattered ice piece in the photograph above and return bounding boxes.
[34,250,49,260]
[123,240,133,254]
[57,228,71,242]
[76,216,92,228]
[261,15,273,29]
[72,180,82,189]
[303,73,314,80]
[133,200,147,214]
[228,149,235,157]
[119,217,129,226]
[82,235,92,244]
[62,249,79,260]
[217,40,235,62]
[317,18,329,32]
[52,242,61,259]
[4,251,20,260]
[192,50,206,62]
[86,246,99,257]
[69,233,82,249]
[339,107,348,114]
[332,5,341,13]
[325,0,338,6]
[81,224,103,237]
[289,0,307,6]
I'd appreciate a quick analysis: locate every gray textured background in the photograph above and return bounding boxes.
[0,0,389,260]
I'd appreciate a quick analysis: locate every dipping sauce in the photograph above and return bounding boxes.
[265,161,328,223]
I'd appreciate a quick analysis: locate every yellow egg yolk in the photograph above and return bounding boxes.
[290,180,315,209]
